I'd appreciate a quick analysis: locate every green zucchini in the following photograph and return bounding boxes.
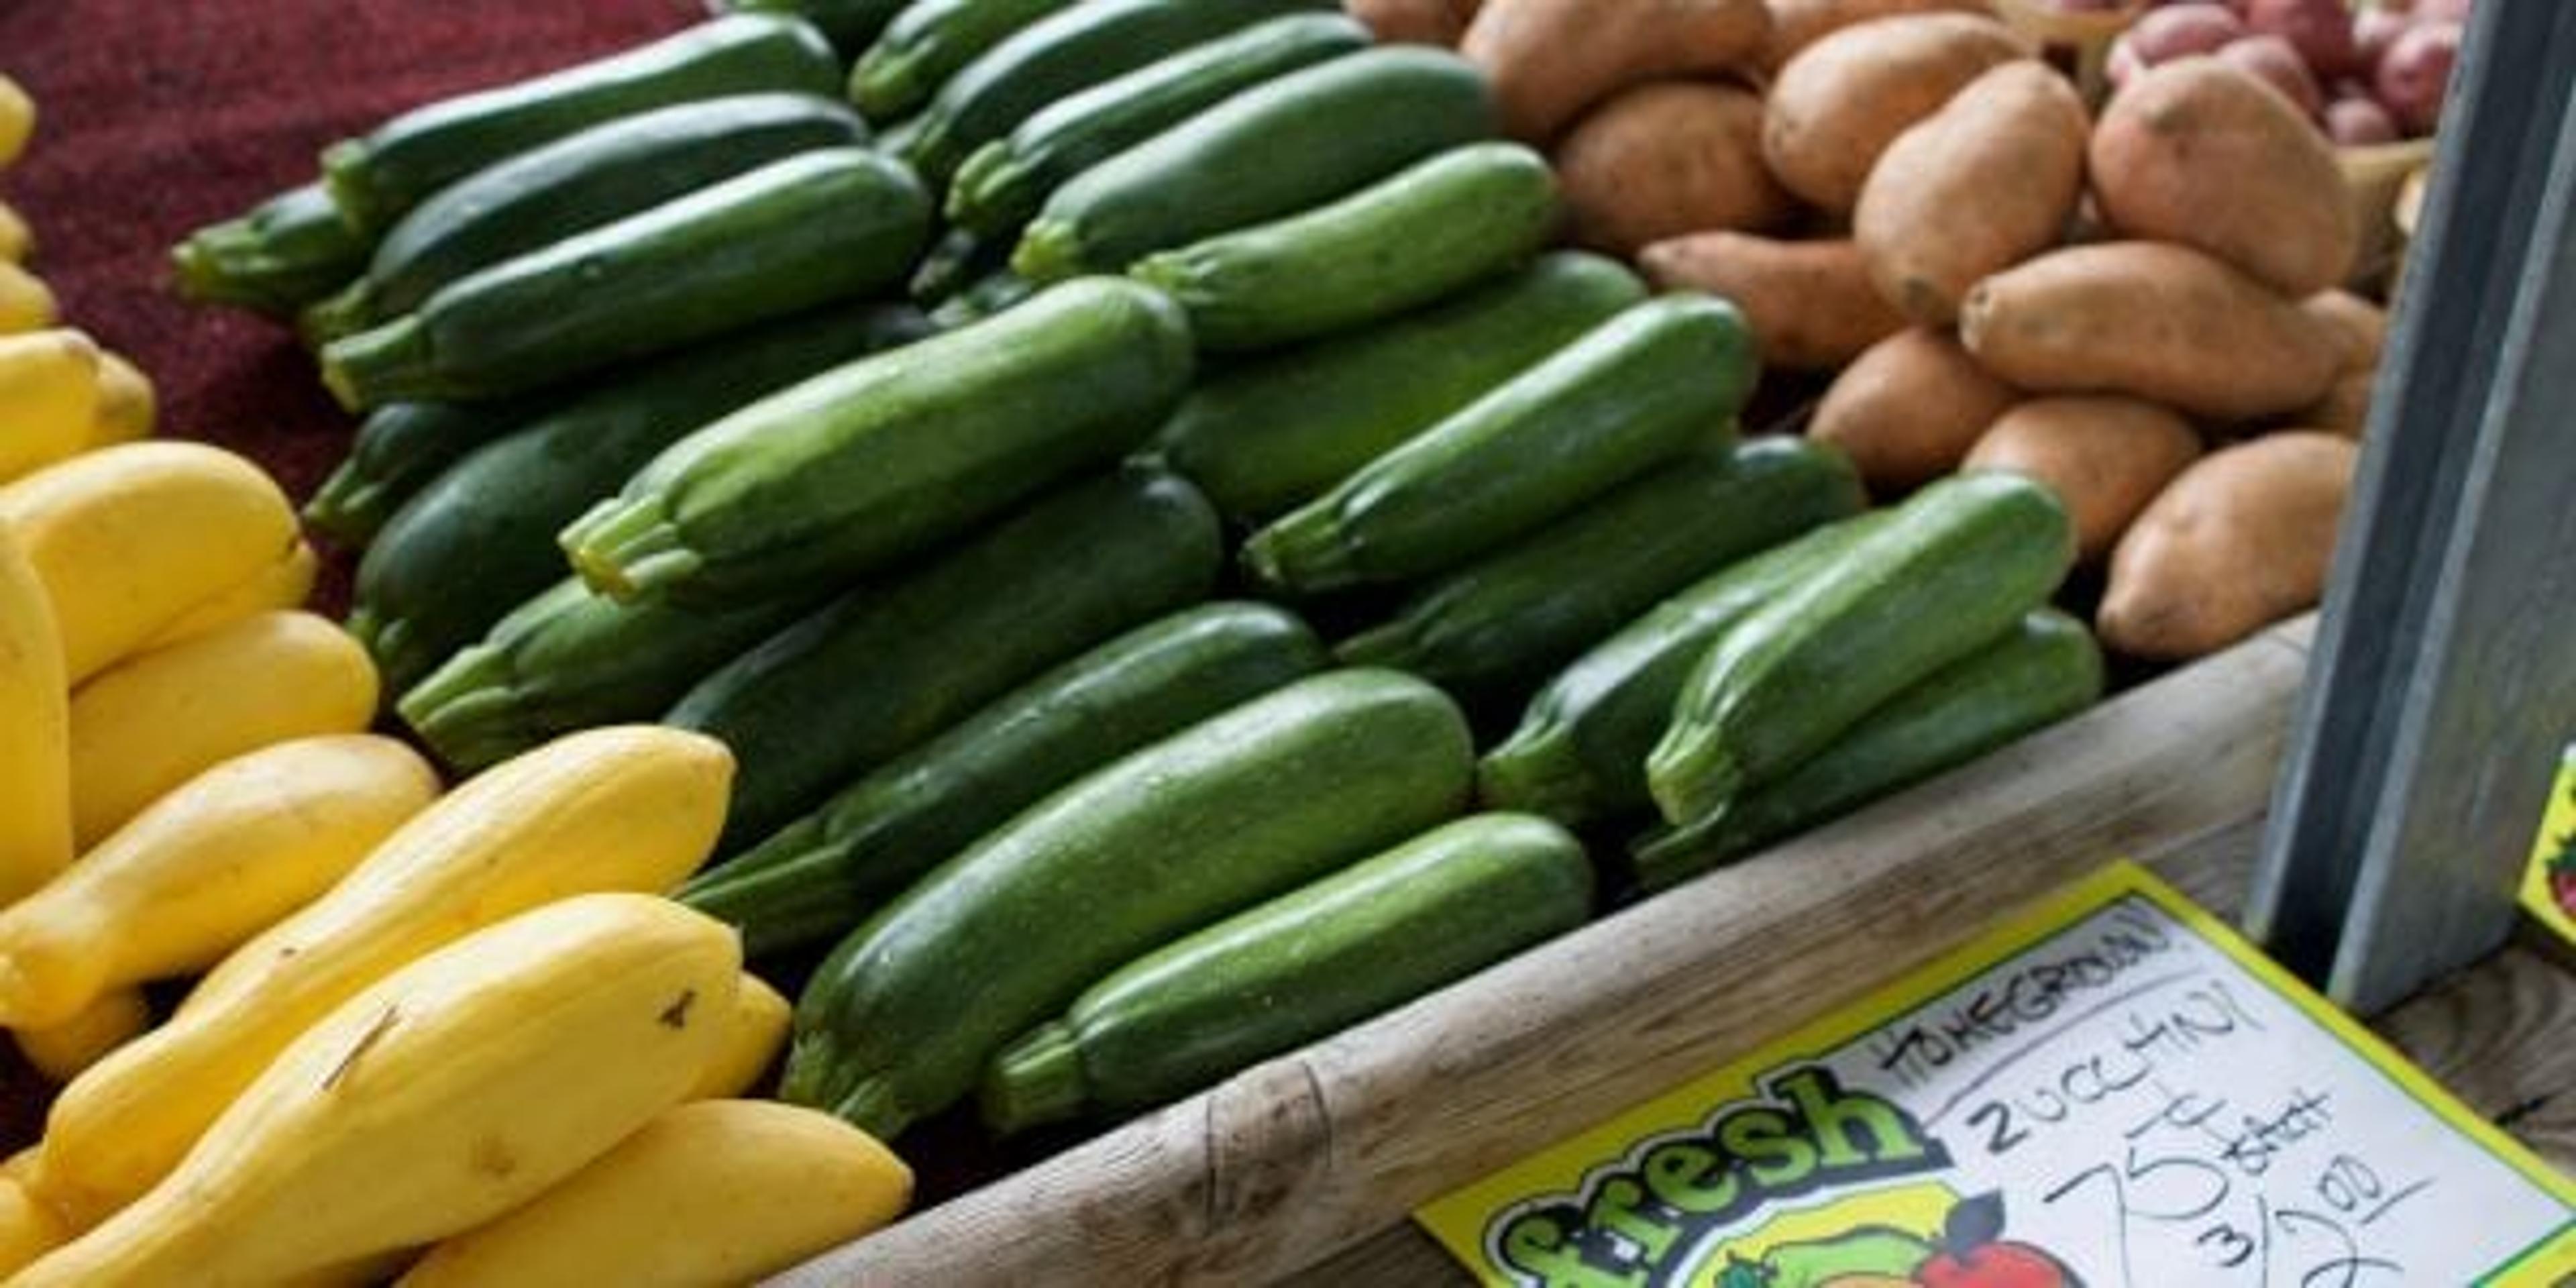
[1014,47,1495,283]
[681,601,1329,957]
[1646,472,2076,824]
[1155,251,1645,523]
[1478,516,1890,828]
[848,0,1077,124]
[1634,610,2104,888]
[322,13,843,232]
[1244,293,1755,595]
[945,13,1369,238]
[170,181,370,319]
[718,0,910,55]
[302,398,549,549]
[928,268,1036,328]
[309,93,871,341]
[1338,439,1865,705]
[783,667,1474,1138]
[1132,142,1558,352]
[981,812,1590,1133]
[396,577,818,774]
[561,277,1194,607]
[667,465,1224,848]
[345,299,931,698]
[899,0,1336,186]
[907,226,997,306]
[321,148,930,409]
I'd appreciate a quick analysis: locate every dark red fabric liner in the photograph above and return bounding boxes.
[0,0,700,1146]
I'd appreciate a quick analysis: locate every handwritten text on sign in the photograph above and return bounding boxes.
[1417,864,2575,1288]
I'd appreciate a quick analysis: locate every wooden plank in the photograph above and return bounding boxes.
[776,619,2314,1287]
[2249,0,2576,1008]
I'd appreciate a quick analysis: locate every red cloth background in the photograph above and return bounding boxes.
[0,0,700,1144]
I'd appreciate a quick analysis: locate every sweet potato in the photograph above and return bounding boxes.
[2295,367,2377,436]
[1965,395,2202,561]
[2092,60,2357,297]
[1762,13,2031,213]
[2098,431,2356,659]
[1638,233,1905,371]
[1348,0,1483,45]
[1761,0,1995,70]
[1463,0,1772,144]
[1960,241,2345,421]
[1556,81,1794,254]
[1807,327,2019,494]
[2300,289,2386,371]
[1856,62,2088,325]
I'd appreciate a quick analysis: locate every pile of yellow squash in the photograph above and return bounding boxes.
[0,73,911,1287]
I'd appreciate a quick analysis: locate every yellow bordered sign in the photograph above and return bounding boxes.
[1417,862,2576,1287]
[2518,745,2576,947]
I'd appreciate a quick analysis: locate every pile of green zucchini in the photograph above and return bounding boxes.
[172,0,2112,1144]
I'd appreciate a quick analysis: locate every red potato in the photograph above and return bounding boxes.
[1856,61,2090,325]
[2098,431,2357,659]
[1638,233,1905,370]
[1347,0,1482,45]
[1553,80,1794,254]
[1462,0,1772,144]
[2090,60,2357,296]
[2243,0,2362,78]
[2377,21,2460,134]
[1961,241,2346,421]
[2353,9,2411,69]
[1965,395,2203,561]
[2325,95,2400,144]
[2218,34,2325,115]
[2126,3,2247,64]
[2414,0,2471,21]
[1807,327,2020,494]
[1760,0,1996,70]
[1762,13,2031,213]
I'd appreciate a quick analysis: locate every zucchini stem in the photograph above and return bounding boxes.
[978,1022,1087,1136]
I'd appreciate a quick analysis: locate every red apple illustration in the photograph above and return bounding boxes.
[1914,1193,2082,1288]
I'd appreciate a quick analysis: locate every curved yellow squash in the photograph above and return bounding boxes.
[0,200,29,263]
[18,894,741,1287]
[13,989,152,1083]
[0,441,299,684]
[0,734,438,1030]
[401,1099,910,1288]
[39,725,733,1225]
[135,539,317,651]
[688,972,792,1102]
[0,1176,68,1279]
[82,350,156,449]
[67,610,378,849]
[0,74,29,170]
[0,329,99,485]
[0,261,52,335]
[0,523,70,903]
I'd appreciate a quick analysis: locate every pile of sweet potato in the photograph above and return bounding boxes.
[1352,0,2381,663]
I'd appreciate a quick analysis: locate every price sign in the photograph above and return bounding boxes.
[2518,744,2575,947]
[1417,863,2575,1287]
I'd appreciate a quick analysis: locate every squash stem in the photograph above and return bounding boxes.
[318,317,433,413]
[977,1022,1086,1136]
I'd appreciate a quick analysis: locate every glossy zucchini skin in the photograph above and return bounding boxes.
[322,13,844,231]
[169,182,370,319]
[345,300,931,698]
[899,0,1337,186]
[1155,251,1645,523]
[1243,293,1756,595]
[1646,472,2076,823]
[1014,46,1496,282]
[561,277,1195,608]
[1634,610,2104,888]
[1338,439,1866,704]
[1132,142,1559,352]
[665,465,1226,849]
[680,601,1329,958]
[323,93,870,337]
[927,268,1036,328]
[321,148,930,408]
[945,13,1369,237]
[1477,516,1890,828]
[848,0,1079,124]
[980,812,1591,1132]
[303,398,548,549]
[396,576,818,773]
[718,0,910,54]
[782,667,1474,1139]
